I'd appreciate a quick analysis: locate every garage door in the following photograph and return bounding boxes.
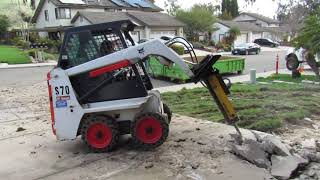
[252,33,262,42]
[130,31,140,42]
[234,33,248,45]
[150,30,176,39]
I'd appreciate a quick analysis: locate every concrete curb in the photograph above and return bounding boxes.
[155,69,315,93]
[0,62,57,69]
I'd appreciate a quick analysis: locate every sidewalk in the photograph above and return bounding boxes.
[0,61,57,69]
[155,69,315,93]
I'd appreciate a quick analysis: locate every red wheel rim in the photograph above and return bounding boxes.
[136,117,163,144]
[86,123,112,149]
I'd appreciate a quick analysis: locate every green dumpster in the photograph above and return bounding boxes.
[147,56,245,82]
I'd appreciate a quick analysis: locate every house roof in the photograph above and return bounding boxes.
[71,11,185,27]
[71,11,136,24]
[238,12,279,24]
[31,0,162,23]
[127,11,185,27]
[217,20,265,32]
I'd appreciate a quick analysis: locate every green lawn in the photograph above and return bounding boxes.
[257,74,318,83]
[0,45,31,64]
[162,76,320,132]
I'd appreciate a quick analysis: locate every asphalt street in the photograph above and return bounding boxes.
[0,48,288,87]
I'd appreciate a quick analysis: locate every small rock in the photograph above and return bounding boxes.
[312,124,319,130]
[262,135,291,156]
[30,151,36,154]
[175,138,187,142]
[218,135,224,139]
[196,128,200,131]
[144,162,153,169]
[301,139,316,151]
[73,152,80,155]
[58,155,62,158]
[16,127,26,132]
[197,141,206,145]
[303,118,313,122]
[271,154,308,180]
[190,162,200,169]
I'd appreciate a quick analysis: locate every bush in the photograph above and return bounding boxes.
[215,42,231,52]
[34,37,61,52]
[208,40,215,46]
[191,42,205,49]
[11,37,29,49]
[25,49,36,58]
[170,44,184,55]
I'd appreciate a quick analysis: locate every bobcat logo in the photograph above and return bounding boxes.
[138,48,145,54]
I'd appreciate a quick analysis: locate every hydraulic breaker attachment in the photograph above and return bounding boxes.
[191,55,243,144]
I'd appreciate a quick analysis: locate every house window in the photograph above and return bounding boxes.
[55,8,71,19]
[44,10,49,21]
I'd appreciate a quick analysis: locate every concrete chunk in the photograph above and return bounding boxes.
[271,155,308,180]
[262,135,291,156]
[231,139,271,169]
[301,139,316,151]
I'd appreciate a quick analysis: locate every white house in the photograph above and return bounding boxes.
[31,0,184,41]
[212,12,285,45]
[212,20,265,45]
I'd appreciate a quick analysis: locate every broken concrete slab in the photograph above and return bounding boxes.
[231,139,271,169]
[301,139,317,151]
[262,135,291,156]
[250,130,270,142]
[271,155,308,180]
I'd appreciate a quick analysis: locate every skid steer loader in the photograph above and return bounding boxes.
[47,20,242,152]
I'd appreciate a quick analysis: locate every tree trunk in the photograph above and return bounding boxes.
[305,51,320,81]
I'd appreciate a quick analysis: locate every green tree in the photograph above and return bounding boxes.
[164,0,180,16]
[175,5,216,41]
[220,0,239,19]
[230,0,239,17]
[0,15,10,36]
[225,26,240,45]
[293,9,320,80]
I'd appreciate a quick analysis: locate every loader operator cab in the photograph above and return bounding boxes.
[57,20,153,104]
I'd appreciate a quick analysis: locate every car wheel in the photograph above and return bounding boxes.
[256,49,260,54]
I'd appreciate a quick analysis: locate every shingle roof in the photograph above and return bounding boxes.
[217,20,264,32]
[31,0,162,23]
[127,11,185,27]
[71,11,185,27]
[240,12,279,24]
[72,11,136,24]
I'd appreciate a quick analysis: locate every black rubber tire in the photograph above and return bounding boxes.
[131,112,169,150]
[163,103,172,124]
[81,115,119,153]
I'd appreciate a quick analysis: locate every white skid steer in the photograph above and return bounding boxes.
[47,20,242,152]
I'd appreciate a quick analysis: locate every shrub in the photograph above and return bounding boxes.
[25,49,36,58]
[208,40,215,46]
[11,37,29,49]
[191,42,206,49]
[170,44,184,55]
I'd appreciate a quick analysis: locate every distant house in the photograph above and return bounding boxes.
[71,11,184,42]
[31,0,184,41]
[213,12,286,45]
[212,20,265,45]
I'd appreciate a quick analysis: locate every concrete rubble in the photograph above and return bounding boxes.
[231,130,320,180]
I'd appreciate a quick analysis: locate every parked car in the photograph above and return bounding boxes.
[138,39,148,44]
[232,43,261,55]
[159,36,194,54]
[254,38,279,47]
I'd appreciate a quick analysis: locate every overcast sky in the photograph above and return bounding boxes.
[155,0,282,18]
